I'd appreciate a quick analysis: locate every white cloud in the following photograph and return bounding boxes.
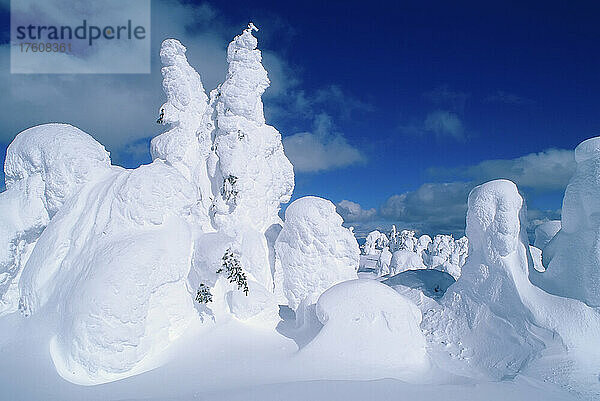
[423,110,465,140]
[283,113,365,173]
[380,182,472,234]
[336,200,377,223]
[429,148,575,191]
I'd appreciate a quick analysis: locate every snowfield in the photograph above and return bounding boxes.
[0,23,599,401]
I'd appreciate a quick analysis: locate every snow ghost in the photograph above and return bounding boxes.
[533,137,600,307]
[275,196,359,310]
[422,180,544,380]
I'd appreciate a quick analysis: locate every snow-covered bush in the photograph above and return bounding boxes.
[0,24,299,384]
[218,248,249,295]
[4,124,112,217]
[275,196,359,310]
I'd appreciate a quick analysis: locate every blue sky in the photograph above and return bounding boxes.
[1,0,598,237]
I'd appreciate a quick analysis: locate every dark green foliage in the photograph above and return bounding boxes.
[156,108,164,124]
[195,283,213,303]
[217,248,249,295]
[222,175,239,203]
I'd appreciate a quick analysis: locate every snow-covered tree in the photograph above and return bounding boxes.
[275,196,359,310]
[209,24,294,234]
[532,137,600,307]
[362,230,389,255]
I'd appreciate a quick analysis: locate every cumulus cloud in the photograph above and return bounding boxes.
[380,182,472,234]
[283,113,365,173]
[429,148,575,191]
[336,200,377,223]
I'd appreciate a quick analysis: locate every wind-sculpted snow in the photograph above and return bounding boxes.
[423,180,545,380]
[386,250,425,275]
[423,179,600,393]
[362,230,388,255]
[532,137,600,307]
[275,197,359,310]
[4,124,112,216]
[298,280,429,378]
[0,175,49,315]
[1,124,111,316]
[18,160,198,384]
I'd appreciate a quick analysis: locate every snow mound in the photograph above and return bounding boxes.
[299,279,429,378]
[275,196,359,310]
[4,124,112,216]
[226,280,280,328]
[533,220,561,250]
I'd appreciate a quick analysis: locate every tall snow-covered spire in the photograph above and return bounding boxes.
[151,39,214,228]
[209,24,294,234]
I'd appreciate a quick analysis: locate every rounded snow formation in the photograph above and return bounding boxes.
[299,280,429,378]
[18,160,198,384]
[275,196,359,310]
[532,136,600,306]
[4,124,112,216]
[533,220,561,250]
[388,250,426,275]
